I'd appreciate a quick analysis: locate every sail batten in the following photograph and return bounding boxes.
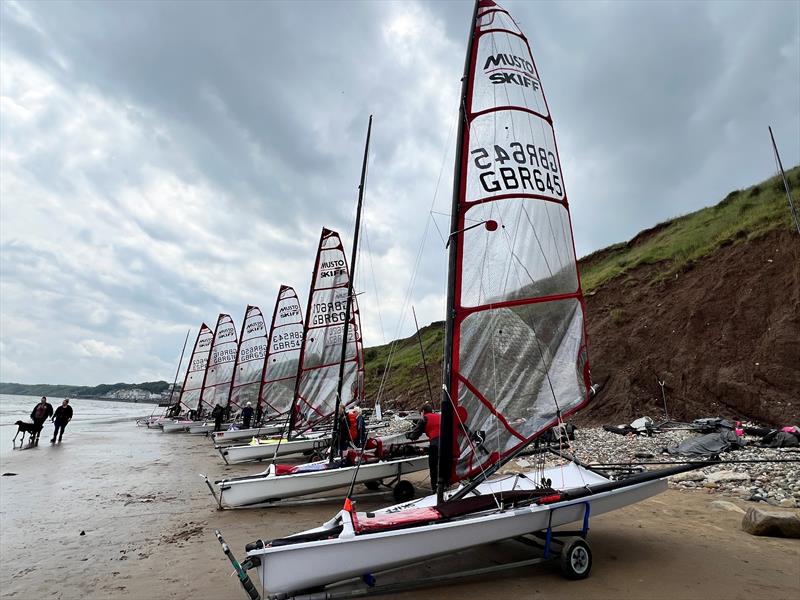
[289,228,364,437]
[444,0,591,484]
[260,285,304,419]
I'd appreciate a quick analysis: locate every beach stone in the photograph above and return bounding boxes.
[670,471,705,483]
[706,471,751,484]
[742,507,800,538]
[710,500,745,514]
[703,481,719,489]
[779,499,796,508]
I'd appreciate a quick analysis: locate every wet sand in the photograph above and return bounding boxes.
[1,414,798,600]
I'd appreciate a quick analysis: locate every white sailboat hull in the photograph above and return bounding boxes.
[188,422,217,434]
[161,421,195,433]
[211,424,284,444]
[217,456,428,507]
[247,464,666,596]
[219,436,330,464]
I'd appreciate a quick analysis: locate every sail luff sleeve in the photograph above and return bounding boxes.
[178,324,213,412]
[448,0,591,482]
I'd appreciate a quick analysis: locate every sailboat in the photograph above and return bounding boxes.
[216,1,709,596]
[213,289,305,444]
[205,119,429,507]
[162,323,213,433]
[186,313,239,434]
[218,227,365,465]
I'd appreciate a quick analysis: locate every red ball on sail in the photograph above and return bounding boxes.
[485,219,498,231]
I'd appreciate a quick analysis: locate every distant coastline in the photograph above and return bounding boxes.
[0,381,171,404]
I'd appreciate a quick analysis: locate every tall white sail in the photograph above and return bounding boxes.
[178,323,213,412]
[200,313,238,412]
[228,306,268,412]
[260,286,304,420]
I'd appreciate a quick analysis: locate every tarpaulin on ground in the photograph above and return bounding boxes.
[666,429,745,456]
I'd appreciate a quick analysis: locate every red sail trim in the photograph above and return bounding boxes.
[456,290,583,317]
[457,374,527,443]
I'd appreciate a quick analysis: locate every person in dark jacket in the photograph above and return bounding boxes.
[336,405,352,453]
[30,397,54,443]
[51,398,73,443]
[211,403,225,432]
[242,402,254,429]
[407,403,441,491]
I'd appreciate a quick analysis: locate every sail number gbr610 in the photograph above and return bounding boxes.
[471,142,562,197]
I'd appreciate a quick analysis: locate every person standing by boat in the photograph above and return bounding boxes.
[335,405,352,454]
[406,403,440,491]
[347,406,366,448]
[242,402,254,429]
[50,398,73,443]
[212,403,225,432]
[30,397,53,444]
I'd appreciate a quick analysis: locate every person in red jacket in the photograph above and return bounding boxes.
[406,403,440,491]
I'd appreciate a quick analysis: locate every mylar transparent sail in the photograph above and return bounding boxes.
[200,314,238,412]
[229,306,268,412]
[178,323,213,413]
[447,0,590,481]
[289,228,364,436]
[260,286,304,419]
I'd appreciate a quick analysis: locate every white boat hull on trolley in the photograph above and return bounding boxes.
[245,463,666,596]
[211,424,285,444]
[209,455,428,508]
[161,421,195,433]
[219,436,330,464]
[188,422,217,434]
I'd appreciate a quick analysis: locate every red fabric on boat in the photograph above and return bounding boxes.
[353,507,442,534]
[274,464,299,475]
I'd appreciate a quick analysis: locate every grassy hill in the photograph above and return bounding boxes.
[365,166,799,424]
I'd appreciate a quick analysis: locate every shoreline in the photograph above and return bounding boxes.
[1,413,798,599]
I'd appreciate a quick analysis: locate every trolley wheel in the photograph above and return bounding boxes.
[364,480,381,491]
[560,537,592,580]
[393,480,415,502]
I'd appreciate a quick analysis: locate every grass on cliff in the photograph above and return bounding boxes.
[364,166,799,403]
[579,166,799,292]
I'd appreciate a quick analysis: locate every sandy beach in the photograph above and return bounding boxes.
[1,396,798,600]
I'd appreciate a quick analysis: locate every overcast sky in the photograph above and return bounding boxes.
[1,0,798,386]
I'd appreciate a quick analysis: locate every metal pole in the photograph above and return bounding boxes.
[155,329,190,419]
[438,0,480,505]
[331,115,373,465]
[769,126,800,235]
[412,306,435,406]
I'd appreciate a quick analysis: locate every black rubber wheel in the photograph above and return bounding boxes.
[364,480,381,491]
[560,537,591,580]
[393,480,415,502]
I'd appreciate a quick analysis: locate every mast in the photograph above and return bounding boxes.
[330,114,373,463]
[412,306,435,407]
[768,126,800,235]
[438,0,480,504]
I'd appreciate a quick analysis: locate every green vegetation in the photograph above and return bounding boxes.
[579,166,799,292]
[0,381,170,398]
[362,166,798,406]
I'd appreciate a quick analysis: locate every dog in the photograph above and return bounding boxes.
[13,420,40,446]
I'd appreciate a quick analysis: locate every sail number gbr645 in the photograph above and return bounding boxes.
[471,142,562,197]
